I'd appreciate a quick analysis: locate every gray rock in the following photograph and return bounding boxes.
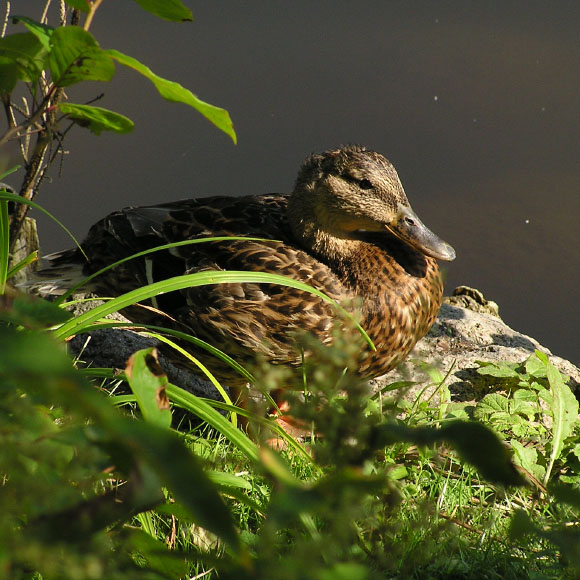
[67,288,579,403]
[379,288,579,402]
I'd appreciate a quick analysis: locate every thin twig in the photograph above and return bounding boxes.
[41,0,53,24]
[0,84,58,148]
[1,1,10,37]
[84,0,105,31]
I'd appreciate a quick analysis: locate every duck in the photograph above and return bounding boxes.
[35,145,455,396]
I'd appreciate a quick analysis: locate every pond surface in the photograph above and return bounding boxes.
[6,1,580,365]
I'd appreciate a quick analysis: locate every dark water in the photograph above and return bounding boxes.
[4,2,580,365]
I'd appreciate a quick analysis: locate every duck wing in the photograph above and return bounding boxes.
[77,194,350,381]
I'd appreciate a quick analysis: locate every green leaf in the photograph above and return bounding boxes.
[373,421,524,486]
[107,49,236,143]
[0,191,86,258]
[0,199,8,292]
[207,470,252,490]
[0,33,46,91]
[0,293,73,329]
[525,352,548,378]
[474,393,510,417]
[6,250,38,280]
[125,348,172,429]
[124,528,189,577]
[49,27,114,87]
[58,103,134,134]
[132,0,193,21]
[476,361,520,378]
[167,383,260,463]
[510,439,545,480]
[509,509,536,541]
[544,359,579,485]
[317,563,370,580]
[63,0,91,12]
[52,271,373,350]
[12,16,54,50]
[101,418,241,551]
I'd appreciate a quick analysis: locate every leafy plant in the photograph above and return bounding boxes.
[0,0,235,263]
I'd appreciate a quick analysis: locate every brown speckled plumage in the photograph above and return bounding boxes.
[37,145,455,387]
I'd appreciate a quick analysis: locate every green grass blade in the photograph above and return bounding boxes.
[0,199,9,293]
[143,331,238,427]
[52,270,375,350]
[6,250,38,279]
[66,318,254,383]
[57,236,276,304]
[206,399,316,466]
[0,191,87,259]
[166,383,260,463]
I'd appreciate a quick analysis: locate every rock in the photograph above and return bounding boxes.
[67,288,580,403]
[379,287,579,402]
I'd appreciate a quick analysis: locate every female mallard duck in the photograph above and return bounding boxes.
[37,145,455,389]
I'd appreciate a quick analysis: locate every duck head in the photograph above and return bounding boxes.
[289,145,456,261]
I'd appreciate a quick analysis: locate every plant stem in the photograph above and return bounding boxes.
[83,0,105,32]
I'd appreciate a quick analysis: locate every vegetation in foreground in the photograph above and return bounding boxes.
[1,2,580,579]
[1,286,580,579]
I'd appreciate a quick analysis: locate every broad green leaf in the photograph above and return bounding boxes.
[525,352,548,378]
[0,33,46,91]
[544,359,579,485]
[107,49,236,143]
[510,439,545,480]
[0,293,73,329]
[509,509,536,541]
[474,393,510,417]
[94,417,241,551]
[49,27,114,86]
[58,103,134,134]
[12,16,54,50]
[63,0,91,12]
[125,348,172,429]
[132,0,193,21]
[317,563,370,580]
[476,361,519,378]
[372,421,524,486]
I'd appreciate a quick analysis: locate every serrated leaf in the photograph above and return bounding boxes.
[132,0,193,21]
[107,49,236,143]
[58,103,134,134]
[125,348,172,429]
[49,27,114,86]
[474,393,510,416]
[510,398,537,418]
[525,352,548,378]
[510,440,544,479]
[0,33,46,91]
[476,361,520,378]
[513,389,537,402]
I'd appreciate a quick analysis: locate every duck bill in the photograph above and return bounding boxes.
[386,205,456,261]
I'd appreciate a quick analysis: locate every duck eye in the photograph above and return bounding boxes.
[359,178,373,190]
